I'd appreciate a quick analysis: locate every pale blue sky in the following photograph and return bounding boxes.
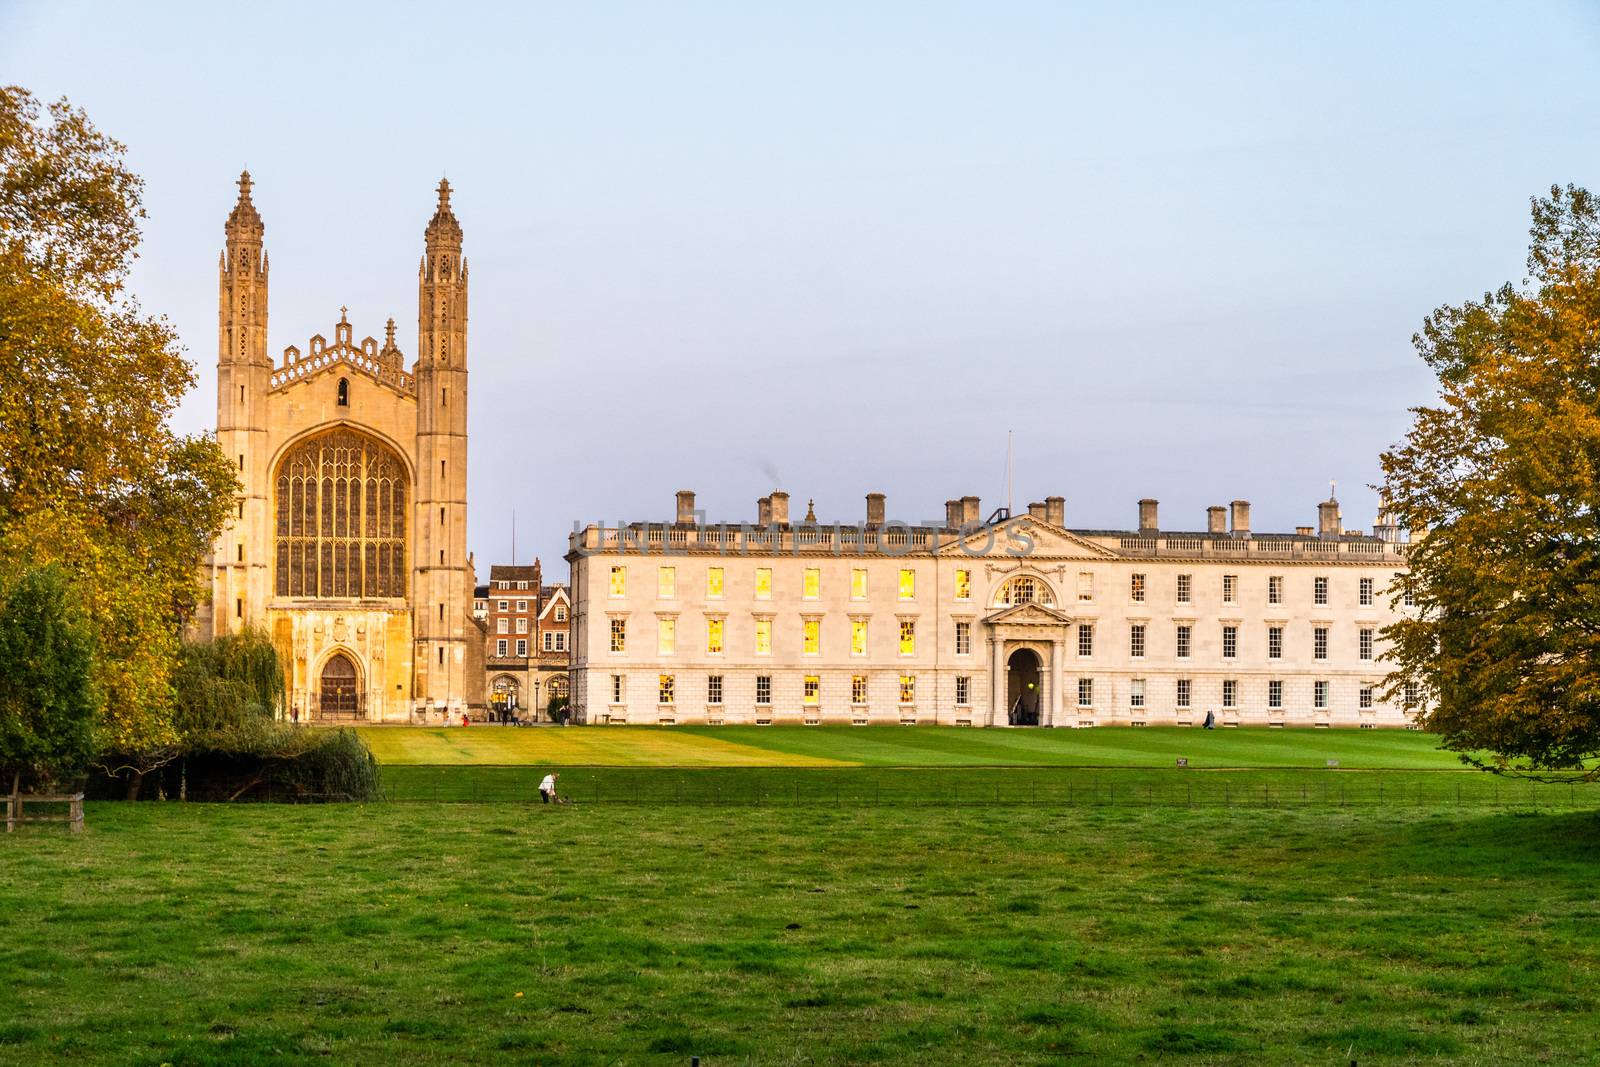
[5,1,1600,570]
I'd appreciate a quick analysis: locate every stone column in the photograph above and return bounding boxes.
[990,635,1007,727]
[1048,637,1065,728]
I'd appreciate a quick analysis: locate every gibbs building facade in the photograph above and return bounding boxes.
[193,174,482,722]
[567,489,1417,728]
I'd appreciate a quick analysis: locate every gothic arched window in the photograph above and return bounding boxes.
[337,377,349,406]
[274,429,407,598]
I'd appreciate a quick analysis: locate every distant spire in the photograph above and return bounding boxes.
[339,305,349,323]
[385,318,396,346]
[805,498,817,523]
[225,169,263,240]
[425,176,463,249]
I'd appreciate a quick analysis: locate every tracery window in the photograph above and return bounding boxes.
[274,429,408,598]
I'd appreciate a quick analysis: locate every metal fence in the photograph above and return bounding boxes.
[379,765,1598,810]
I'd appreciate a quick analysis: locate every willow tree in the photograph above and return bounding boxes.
[1383,185,1600,779]
[0,86,238,797]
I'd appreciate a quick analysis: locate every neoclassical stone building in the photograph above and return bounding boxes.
[194,174,482,722]
[567,490,1416,728]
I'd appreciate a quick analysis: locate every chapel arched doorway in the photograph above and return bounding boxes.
[1007,648,1042,726]
[318,652,361,720]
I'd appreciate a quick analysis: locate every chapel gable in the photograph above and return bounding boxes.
[270,309,415,396]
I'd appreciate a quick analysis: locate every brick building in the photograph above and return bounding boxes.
[484,563,539,718]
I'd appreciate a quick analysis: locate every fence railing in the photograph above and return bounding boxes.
[4,792,85,832]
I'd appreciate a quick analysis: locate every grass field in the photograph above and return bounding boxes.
[358,724,1469,769]
[4,802,1599,1065]
[379,763,1597,810]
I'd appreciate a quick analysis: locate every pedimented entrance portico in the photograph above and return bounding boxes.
[984,601,1073,726]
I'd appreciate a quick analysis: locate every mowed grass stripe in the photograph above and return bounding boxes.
[676,724,1459,768]
[359,724,1465,769]
[380,764,1600,810]
[355,726,854,767]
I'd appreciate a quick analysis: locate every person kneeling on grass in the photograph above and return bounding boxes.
[539,772,560,804]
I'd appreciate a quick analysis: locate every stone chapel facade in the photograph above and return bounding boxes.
[194,173,483,722]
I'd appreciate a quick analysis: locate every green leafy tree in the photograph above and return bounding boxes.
[0,566,100,794]
[172,628,286,754]
[0,86,238,797]
[1383,184,1600,779]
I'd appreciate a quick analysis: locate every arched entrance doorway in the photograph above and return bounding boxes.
[490,675,521,722]
[1007,648,1042,726]
[319,652,360,720]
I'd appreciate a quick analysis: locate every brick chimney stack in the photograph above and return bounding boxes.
[675,490,696,525]
[1138,498,1159,534]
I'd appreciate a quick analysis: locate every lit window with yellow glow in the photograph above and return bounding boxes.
[803,567,820,599]
[658,674,674,704]
[898,569,915,600]
[755,567,772,600]
[899,675,915,704]
[657,617,675,655]
[755,618,771,655]
[706,617,724,654]
[851,619,868,656]
[804,676,820,705]
[851,675,868,704]
[706,567,724,599]
[851,568,868,600]
[657,566,676,599]
[955,569,971,600]
[609,618,626,653]
[899,619,915,655]
[609,566,626,598]
[803,618,820,655]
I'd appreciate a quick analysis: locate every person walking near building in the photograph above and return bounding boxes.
[538,772,559,804]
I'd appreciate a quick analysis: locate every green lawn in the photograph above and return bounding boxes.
[380,763,1595,810]
[359,724,1467,769]
[3,803,1599,1064]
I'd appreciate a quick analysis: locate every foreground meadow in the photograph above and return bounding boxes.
[4,802,1599,1065]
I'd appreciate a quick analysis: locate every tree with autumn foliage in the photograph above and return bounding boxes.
[1383,184,1600,779]
[0,86,238,797]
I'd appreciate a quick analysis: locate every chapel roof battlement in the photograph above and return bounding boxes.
[269,308,415,394]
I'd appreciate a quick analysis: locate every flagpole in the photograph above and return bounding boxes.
[1006,431,1014,517]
